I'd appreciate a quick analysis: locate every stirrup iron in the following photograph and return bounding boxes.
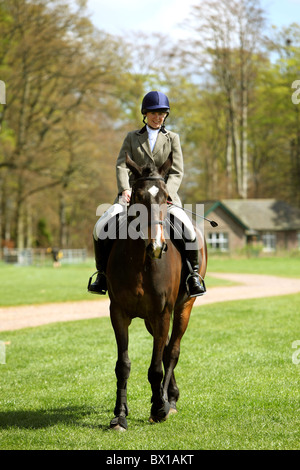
[186,272,206,298]
[87,270,107,295]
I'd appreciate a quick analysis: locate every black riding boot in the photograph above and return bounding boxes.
[87,238,108,295]
[185,242,206,297]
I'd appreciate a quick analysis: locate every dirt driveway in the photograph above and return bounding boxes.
[1,272,300,332]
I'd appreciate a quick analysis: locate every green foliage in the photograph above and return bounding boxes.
[1,0,300,254]
[35,218,52,247]
[0,0,133,250]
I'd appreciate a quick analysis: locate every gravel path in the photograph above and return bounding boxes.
[1,272,300,332]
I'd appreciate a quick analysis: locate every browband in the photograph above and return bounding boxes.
[132,176,165,187]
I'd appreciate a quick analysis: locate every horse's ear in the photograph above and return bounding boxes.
[125,152,142,178]
[159,152,173,177]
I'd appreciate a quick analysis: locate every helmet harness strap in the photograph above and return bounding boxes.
[143,112,169,128]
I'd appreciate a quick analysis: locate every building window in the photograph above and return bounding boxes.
[262,232,276,252]
[207,232,229,251]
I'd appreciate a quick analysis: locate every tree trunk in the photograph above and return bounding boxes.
[26,200,33,249]
[59,192,67,249]
[228,90,242,197]
[225,117,233,197]
[17,202,24,250]
[241,86,248,199]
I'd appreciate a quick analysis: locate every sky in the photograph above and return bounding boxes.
[85,0,300,39]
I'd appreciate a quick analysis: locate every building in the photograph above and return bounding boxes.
[202,199,300,253]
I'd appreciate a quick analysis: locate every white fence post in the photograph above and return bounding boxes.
[2,248,87,265]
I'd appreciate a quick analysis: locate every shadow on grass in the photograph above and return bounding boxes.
[0,405,111,430]
[0,405,162,433]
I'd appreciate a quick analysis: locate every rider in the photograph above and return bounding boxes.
[88,91,205,297]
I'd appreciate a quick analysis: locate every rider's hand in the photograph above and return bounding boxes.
[122,190,132,203]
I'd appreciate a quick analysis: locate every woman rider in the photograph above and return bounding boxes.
[88,91,205,297]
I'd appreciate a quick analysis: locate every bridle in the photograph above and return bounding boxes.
[130,175,166,219]
[130,175,168,257]
[131,175,165,185]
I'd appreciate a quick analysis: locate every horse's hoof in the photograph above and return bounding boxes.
[149,401,170,423]
[168,400,178,414]
[111,424,127,432]
[149,413,169,424]
[110,416,128,431]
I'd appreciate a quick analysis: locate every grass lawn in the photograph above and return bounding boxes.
[0,261,97,306]
[0,255,299,307]
[208,255,300,278]
[0,260,234,307]
[0,293,299,450]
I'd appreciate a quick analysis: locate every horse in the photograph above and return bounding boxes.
[106,152,207,431]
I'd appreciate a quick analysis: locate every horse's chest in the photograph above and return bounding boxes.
[132,272,145,298]
[122,271,167,318]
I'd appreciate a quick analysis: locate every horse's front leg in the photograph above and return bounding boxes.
[110,303,131,431]
[148,311,171,423]
[162,299,194,413]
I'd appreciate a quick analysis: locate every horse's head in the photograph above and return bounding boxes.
[126,152,172,259]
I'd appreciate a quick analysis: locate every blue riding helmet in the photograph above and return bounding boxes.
[141,91,170,114]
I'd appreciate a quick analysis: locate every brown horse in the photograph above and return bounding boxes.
[106,153,207,431]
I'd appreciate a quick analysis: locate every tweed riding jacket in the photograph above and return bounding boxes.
[116,125,184,206]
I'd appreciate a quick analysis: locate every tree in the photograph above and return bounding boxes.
[0,0,131,249]
[271,24,300,206]
[182,0,266,198]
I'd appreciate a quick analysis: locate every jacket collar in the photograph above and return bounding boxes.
[136,125,168,135]
[136,125,169,160]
